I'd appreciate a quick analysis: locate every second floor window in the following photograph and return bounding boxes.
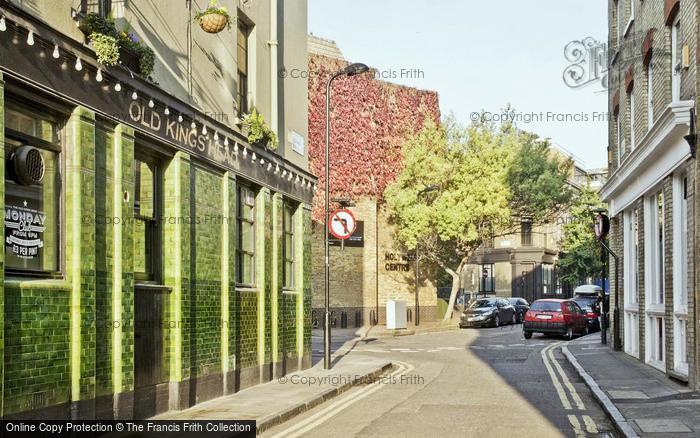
[629,92,636,150]
[237,20,250,117]
[671,17,681,102]
[616,114,623,165]
[237,185,256,285]
[647,62,653,130]
[80,0,112,16]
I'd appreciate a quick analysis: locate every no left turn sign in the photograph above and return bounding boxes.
[329,209,356,240]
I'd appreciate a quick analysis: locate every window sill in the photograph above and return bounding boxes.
[236,286,259,293]
[647,358,665,372]
[671,365,689,380]
[610,49,619,67]
[4,277,70,291]
[645,304,665,316]
[135,283,172,292]
[623,17,634,38]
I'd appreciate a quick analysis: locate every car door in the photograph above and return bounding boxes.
[569,302,583,332]
[499,299,512,320]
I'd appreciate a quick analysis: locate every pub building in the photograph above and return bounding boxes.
[0,0,313,419]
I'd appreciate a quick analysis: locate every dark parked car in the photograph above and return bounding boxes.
[572,295,601,332]
[508,297,529,323]
[460,298,516,328]
[523,299,589,340]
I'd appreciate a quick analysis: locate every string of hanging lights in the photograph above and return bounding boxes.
[0,11,315,191]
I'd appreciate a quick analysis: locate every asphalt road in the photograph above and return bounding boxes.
[263,324,618,438]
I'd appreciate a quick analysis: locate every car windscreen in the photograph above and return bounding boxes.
[530,301,561,312]
[573,297,596,311]
[470,299,495,308]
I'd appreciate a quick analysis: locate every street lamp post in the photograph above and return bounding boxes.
[414,185,439,327]
[324,63,370,370]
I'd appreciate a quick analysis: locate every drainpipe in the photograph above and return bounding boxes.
[269,0,278,137]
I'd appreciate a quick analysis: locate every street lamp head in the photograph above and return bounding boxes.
[342,62,370,77]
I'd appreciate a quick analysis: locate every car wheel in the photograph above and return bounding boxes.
[524,331,532,339]
[565,326,574,341]
[493,314,500,327]
[582,325,589,336]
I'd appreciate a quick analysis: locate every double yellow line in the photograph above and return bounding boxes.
[268,361,415,438]
[541,342,598,436]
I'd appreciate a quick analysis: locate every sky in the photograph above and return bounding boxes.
[308,0,609,169]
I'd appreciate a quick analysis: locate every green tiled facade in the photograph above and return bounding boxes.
[0,94,313,419]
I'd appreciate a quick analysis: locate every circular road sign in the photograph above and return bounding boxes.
[594,213,610,240]
[329,209,356,240]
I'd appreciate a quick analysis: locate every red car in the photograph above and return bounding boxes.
[523,299,589,340]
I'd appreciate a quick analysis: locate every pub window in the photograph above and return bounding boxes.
[4,105,61,274]
[134,155,161,282]
[237,18,250,117]
[237,185,256,285]
[283,203,295,289]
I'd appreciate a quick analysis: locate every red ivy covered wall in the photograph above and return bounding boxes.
[308,54,440,221]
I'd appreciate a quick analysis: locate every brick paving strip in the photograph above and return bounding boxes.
[563,335,700,438]
[151,356,393,434]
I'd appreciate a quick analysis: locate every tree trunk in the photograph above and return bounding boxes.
[442,271,462,321]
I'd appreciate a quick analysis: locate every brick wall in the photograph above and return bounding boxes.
[608,0,696,171]
[607,0,698,387]
[312,197,437,326]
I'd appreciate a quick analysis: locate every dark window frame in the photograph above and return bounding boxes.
[479,263,495,294]
[4,102,64,278]
[521,218,533,246]
[282,202,295,290]
[133,152,163,284]
[236,184,256,287]
[236,18,251,117]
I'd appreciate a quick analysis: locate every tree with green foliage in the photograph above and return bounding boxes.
[558,186,604,286]
[385,117,574,321]
[506,134,575,226]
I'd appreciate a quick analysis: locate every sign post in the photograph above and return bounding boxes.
[594,212,621,350]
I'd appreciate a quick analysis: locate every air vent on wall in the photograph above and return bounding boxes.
[11,145,45,186]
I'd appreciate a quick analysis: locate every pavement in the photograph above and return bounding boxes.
[152,354,393,433]
[563,335,700,437]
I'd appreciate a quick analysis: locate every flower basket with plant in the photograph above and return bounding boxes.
[118,31,155,78]
[89,32,120,66]
[242,108,279,150]
[194,0,233,33]
[76,12,156,78]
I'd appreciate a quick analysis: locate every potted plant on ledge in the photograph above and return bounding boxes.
[242,108,279,151]
[194,0,233,34]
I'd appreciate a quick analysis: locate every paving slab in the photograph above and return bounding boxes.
[563,335,700,438]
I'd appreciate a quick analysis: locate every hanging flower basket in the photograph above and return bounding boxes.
[194,1,232,34]
[198,13,229,33]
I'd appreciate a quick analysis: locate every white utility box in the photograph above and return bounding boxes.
[386,300,407,330]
